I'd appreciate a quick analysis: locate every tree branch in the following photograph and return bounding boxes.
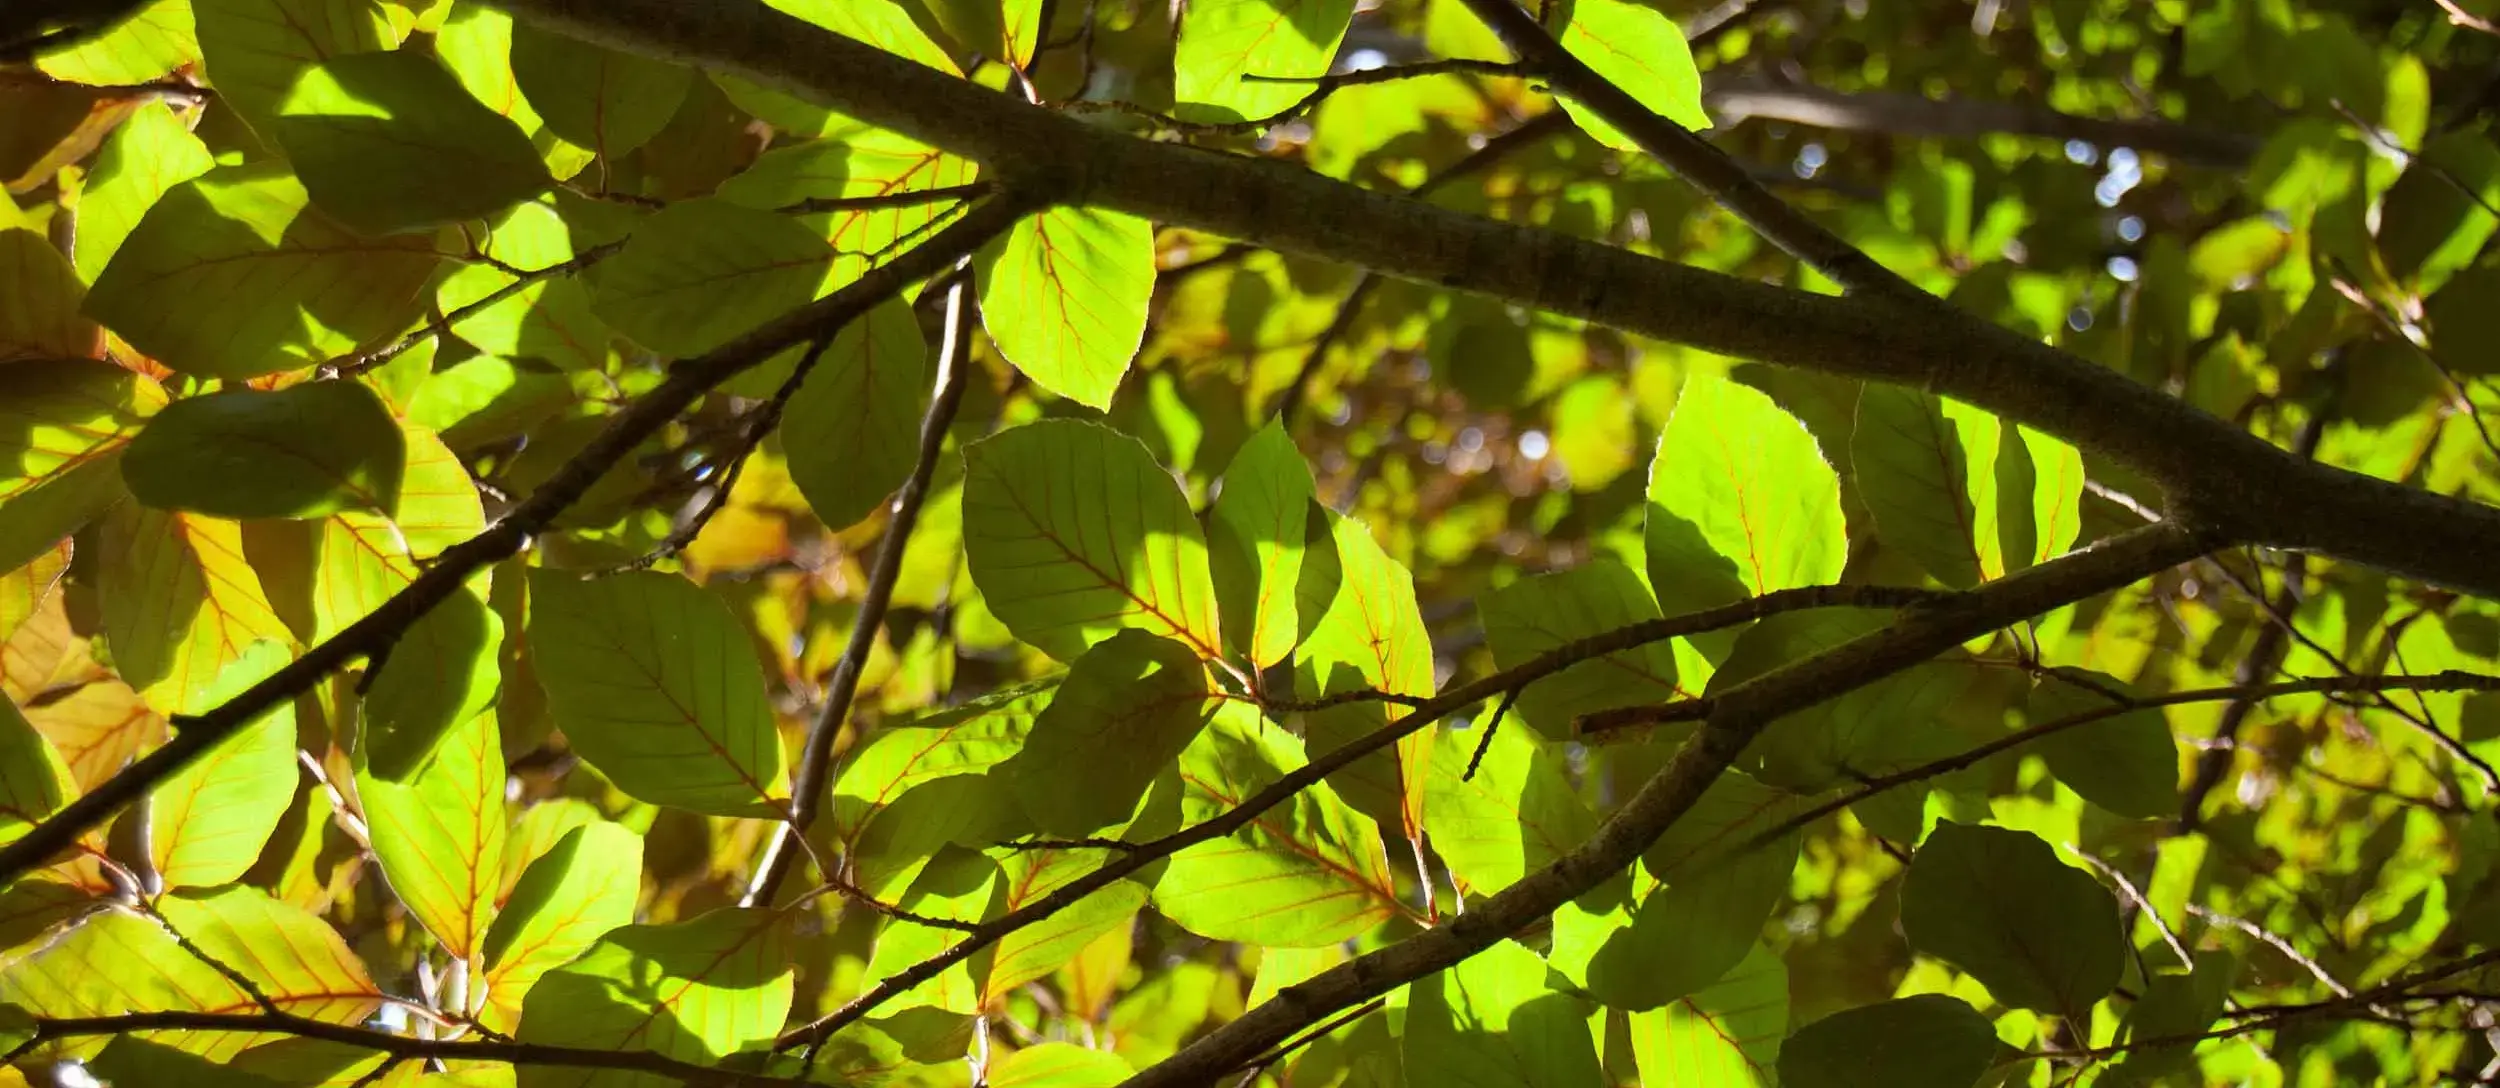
[743,272,979,907]
[1699,73,2264,170]
[1118,521,2219,1087]
[477,0,2500,598]
[0,192,1044,888]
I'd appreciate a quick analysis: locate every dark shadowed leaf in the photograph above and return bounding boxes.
[509,20,692,160]
[1778,994,1997,1088]
[1901,822,2123,1018]
[782,297,930,530]
[274,49,551,236]
[1008,630,1217,835]
[124,380,406,519]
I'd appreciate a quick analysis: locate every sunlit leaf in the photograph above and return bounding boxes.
[782,297,929,530]
[980,848,1148,1006]
[1478,559,1680,739]
[975,206,1155,409]
[84,164,443,378]
[1629,942,1786,1088]
[155,884,383,1024]
[273,49,551,236]
[0,909,257,1048]
[0,697,75,850]
[1900,821,2123,1018]
[1207,420,1321,669]
[124,380,407,519]
[98,506,298,716]
[1172,0,1357,123]
[1008,630,1216,835]
[72,99,217,284]
[360,585,502,778]
[1646,374,1846,610]
[1298,513,1433,838]
[589,197,835,358]
[191,0,397,135]
[1154,704,1403,947]
[516,908,794,1083]
[1854,385,1984,588]
[509,20,691,160]
[0,230,98,362]
[991,1041,1134,1087]
[482,821,643,1033]
[149,641,298,887]
[963,419,1221,661]
[0,360,164,573]
[359,707,508,966]
[1404,938,1602,1088]
[1423,720,1596,893]
[1555,0,1711,148]
[526,569,790,816]
[1778,994,1997,1088]
[33,0,198,85]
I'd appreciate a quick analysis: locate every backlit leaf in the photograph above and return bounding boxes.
[1172,0,1358,124]
[1778,994,1997,1088]
[2026,670,2179,819]
[1556,0,1711,148]
[1404,938,1602,1088]
[963,419,1221,661]
[72,99,217,284]
[1207,420,1321,669]
[359,707,508,966]
[1629,942,1786,1088]
[149,641,297,888]
[991,1041,1134,1087]
[782,297,929,530]
[0,360,165,573]
[1573,770,1811,1008]
[589,198,836,358]
[482,821,643,1033]
[0,230,98,361]
[1423,720,1596,893]
[526,569,790,816]
[432,4,597,178]
[84,164,443,378]
[1646,374,1846,609]
[274,49,552,236]
[360,585,502,778]
[975,206,1155,409]
[0,697,75,850]
[516,908,794,1084]
[155,884,383,1024]
[1154,704,1403,947]
[1298,513,1434,837]
[124,380,407,519]
[1478,559,1681,739]
[509,21,693,160]
[33,0,199,85]
[1008,630,1217,836]
[0,908,255,1041]
[1900,822,2123,1019]
[192,0,396,136]
[99,509,296,715]
[980,847,1149,1006]
[1854,385,1984,588]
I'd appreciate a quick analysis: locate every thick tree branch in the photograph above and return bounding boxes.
[0,194,1043,887]
[479,0,2500,598]
[1120,521,2218,1087]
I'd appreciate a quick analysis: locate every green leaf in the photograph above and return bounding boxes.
[149,641,298,887]
[433,4,597,179]
[1900,822,2123,1018]
[302,422,486,649]
[1207,420,1321,669]
[482,821,644,1033]
[360,584,503,778]
[1573,770,1811,1009]
[0,697,75,849]
[33,0,199,86]
[124,380,407,519]
[73,99,218,284]
[1154,704,1404,946]
[1172,0,1358,123]
[100,507,298,714]
[766,0,960,76]
[272,49,551,236]
[975,206,1156,409]
[2379,132,2500,290]
[192,0,396,136]
[1009,630,1217,835]
[0,908,255,1026]
[2102,950,2237,1086]
[979,847,1150,1006]
[1297,512,1434,837]
[832,680,1047,898]
[1628,942,1786,1088]
[1555,0,1712,149]
[2025,670,2179,819]
[2006,423,2084,571]
[1714,611,1970,791]
[516,907,794,1076]
[782,297,930,530]
[589,197,836,358]
[0,360,165,573]
[1423,720,1596,893]
[1777,994,1997,1088]
[358,706,508,966]
[0,229,97,360]
[865,848,998,1013]
[1478,560,1681,739]
[509,20,693,160]
[962,419,1222,661]
[991,1041,1135,1087]
[1646,373,1847,610]
[156,885,384,1023]
[1403,938,1602,1088]
[1854,385,1984,588]
[526,570,790,816]
[96,1038,288,1087]
[85,163,444,378]
[433,203,610,373]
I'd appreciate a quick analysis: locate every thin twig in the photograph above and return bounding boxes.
[780,182,995,217]
[335,241,625,377]
[743,271,980,907]
[0,193,1045,888]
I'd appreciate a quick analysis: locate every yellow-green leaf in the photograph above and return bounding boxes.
[273,49,553,236]
[516,907,794,1078]
[73,99,217,284]
[975,206,1155,409]
[100,508,297,715]
[359,706,508,966]
[781,297,928,530]
[508,20,692,160]
[1555,0,1711,148]
[149,641,298,887]
[481,821,642,1033]
[0,359,165,572]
